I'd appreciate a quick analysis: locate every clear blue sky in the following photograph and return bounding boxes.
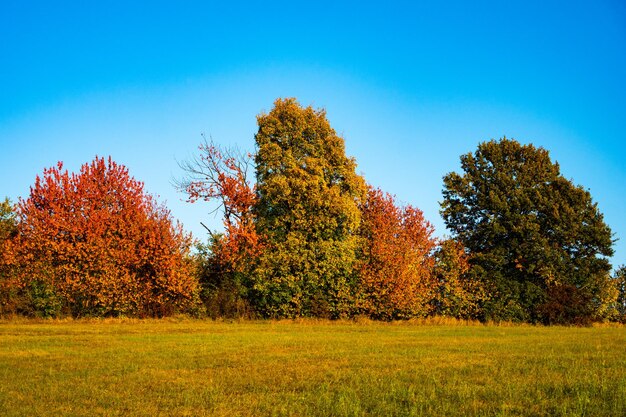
[1,1,625,268]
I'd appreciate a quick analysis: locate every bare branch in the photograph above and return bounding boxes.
[174,135,257,237]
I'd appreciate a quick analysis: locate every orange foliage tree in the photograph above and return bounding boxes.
[0,198,20,315]
[357,186,437,319]
[9,156,197,317]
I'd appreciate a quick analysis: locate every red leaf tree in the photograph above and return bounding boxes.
[10,156,197,317]
[358,186,437,319]
[178,138,262,275]
[177,139,262,317]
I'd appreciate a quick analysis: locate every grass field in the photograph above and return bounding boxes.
[0,319,624,416]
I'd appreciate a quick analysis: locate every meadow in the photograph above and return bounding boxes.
[0,319,624,416]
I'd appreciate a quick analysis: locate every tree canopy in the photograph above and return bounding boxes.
[5,100,619,323]
[441,138,614,323]
[252,98,367,317]
[357,186,437,319]
[177,98,439,320]
[7,157,197,317]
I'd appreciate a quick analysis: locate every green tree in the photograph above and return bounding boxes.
[441,138,614,323]
[192,236,254,319]
[252,98,367,317]
[0,198,17,243]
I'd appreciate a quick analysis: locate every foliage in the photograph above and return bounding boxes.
[177,138,261,317]
[252,98,367,318]
[193,237,253,319]
[613,266,626,322]
[431,238,485,319]
[23,279,64,318]
[3,100,622,323]
[176,102,620,324]
[441,138,614,323]
[178,138,262,275]
[0,198,17,243]
[0,198,20,315]
[357,186,437,319]
[8,157,198,317]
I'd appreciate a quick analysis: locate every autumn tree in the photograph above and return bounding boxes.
[0,198,20,315]
[441,138,614,323]
[357,187,436,319]
[10,157,197,317]
[177,138,260,317]
[253,98,367,318]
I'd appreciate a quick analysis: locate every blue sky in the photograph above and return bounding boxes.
[1,1,625,267]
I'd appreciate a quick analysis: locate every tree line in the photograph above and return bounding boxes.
[1,98,624,323]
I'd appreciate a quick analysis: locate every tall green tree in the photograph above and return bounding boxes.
[441,138,614,323]
[253,98,366,317]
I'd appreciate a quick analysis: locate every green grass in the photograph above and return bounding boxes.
[0,319,624,416]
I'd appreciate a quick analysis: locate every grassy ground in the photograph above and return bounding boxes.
[0,319,624,416]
